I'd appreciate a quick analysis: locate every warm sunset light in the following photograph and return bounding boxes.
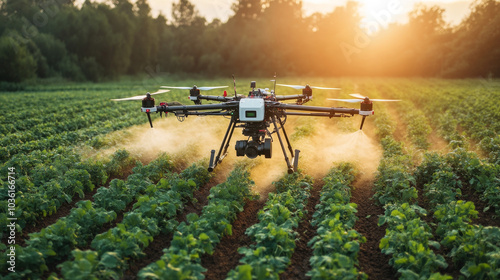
[302,0,470,25]
[1,1,499,280]
[142,0,470,25]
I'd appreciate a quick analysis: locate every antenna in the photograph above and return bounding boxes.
[273,72,277,97]
[232,74,237,98]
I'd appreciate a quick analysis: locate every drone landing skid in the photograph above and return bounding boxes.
[208,116,237,172]
[271,115,298,174]
[207,115,300,174]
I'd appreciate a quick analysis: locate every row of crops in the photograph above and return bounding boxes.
[1,143,373,279]
[0,92,144,161]
[1,78,499,279]
[3,155,498,279]
[369,81,500,279]
[0,81,196,162]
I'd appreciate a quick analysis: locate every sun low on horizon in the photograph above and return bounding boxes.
[302,0,470,25]
[140,0,471,26]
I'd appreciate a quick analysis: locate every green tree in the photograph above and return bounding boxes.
[0,34,37,82]
[172,0,205,27]
[442,0,500,77]
[163,0,207,73]
[409,5,449,76]
[232,0,263,21]
[310,1,362,75]
[129,0,158,74]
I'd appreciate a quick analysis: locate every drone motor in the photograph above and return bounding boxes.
[189,87,201,104]
[142,93,155,108]
[359,98,374,116]
[302,85,313,96]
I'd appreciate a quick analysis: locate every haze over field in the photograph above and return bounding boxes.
[1,0,498,84]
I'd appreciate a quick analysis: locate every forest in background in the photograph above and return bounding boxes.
[0,0,499,83]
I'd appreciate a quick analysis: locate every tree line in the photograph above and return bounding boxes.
[0,0,498,83]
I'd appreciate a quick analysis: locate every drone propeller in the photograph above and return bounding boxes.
[328,93,401,103]
[160,85,228,91]
[111,90,169,101]
[328,94,400,130]
[327,98,365,103]
[349,93,366,99]
[276,84,341,90]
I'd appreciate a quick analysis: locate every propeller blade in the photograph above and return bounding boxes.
[197,86,228,91]
[310,86,341,90]
[160,86,193,90]
[349,93,366,99]
[277,84,341,90]
[111,96,145,101]
[370,98,401,102]
[160,86,227,91]
[276,84,306,90]
[150,89,169,95]
[111,90,169,101]
[348,93,400,102]
[327,98,363,103]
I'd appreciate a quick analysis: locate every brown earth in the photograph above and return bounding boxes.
[123,176,221,279]
[201,197,267,279]
[351,178,397,280]
[279,181,323,279]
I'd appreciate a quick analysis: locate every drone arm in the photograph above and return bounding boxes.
[274,94,305,101]
[153,102,239,113]
[284,112,351,118]
[180,111,233,116]
[276,103,360,115]
[198,95,235,102]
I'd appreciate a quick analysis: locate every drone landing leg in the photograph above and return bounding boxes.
[277,116,294,157]
[208,117,236,172]
[293,150,300,171]
[271,115,296,174]
[221,118,237,158]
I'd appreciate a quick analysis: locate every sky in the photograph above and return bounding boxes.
[84,0,473,26]
[144,0,472,26]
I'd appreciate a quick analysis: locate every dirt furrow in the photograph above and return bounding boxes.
[279,181,323,279]
[201,196,267,280]
[351,178,395,280]
[123,177,220,279]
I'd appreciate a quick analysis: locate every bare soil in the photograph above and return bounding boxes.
[279,181,323,279]
[351,178,396,280]
[123,177,220,279]
[201,197,267,279]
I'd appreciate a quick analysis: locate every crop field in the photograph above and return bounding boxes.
[1,77,499,280]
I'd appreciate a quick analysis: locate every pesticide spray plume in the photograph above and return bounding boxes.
[294,121,383,185]
[94,116,231,167]
[248,157,291,199]
[89,109,382,195]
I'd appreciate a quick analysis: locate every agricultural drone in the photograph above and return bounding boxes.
[113,77,399,173]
